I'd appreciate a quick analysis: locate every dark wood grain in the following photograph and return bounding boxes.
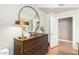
[14,34,48,55]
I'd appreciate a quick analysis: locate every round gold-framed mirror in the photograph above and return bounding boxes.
[17,6,40,33]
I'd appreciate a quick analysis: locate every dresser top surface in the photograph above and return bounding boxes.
[14,34,48,41]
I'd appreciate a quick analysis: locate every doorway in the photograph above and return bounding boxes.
[57,17,77,54]
[58,17,72,42]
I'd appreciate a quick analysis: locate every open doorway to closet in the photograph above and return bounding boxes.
[58,17,75,54]
[58,17,72,42]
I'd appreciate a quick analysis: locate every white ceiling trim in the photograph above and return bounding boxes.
[36,4,79,8]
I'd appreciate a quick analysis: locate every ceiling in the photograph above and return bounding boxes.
[34,4,79,14]
[39,8,79,14]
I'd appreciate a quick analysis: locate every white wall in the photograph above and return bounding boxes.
[0,4,48,54]
[56,9,79,50]
[0,5,22,55]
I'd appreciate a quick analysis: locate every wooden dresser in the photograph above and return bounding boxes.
[14,34,48,55]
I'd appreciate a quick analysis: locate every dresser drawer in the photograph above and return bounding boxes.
[40,35,48,42]
[24,44,41,55]
[23,38,40,51]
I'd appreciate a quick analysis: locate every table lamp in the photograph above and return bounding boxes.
[15,19,29,39]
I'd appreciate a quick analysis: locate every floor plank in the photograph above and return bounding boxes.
[47,41,78,55]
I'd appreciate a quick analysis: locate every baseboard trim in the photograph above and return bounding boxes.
[59,39,72,43]
[49,45,58,49]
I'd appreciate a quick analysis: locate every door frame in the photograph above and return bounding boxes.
[58,17,73,43]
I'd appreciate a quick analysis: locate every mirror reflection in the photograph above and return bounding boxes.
[20,6,40,33]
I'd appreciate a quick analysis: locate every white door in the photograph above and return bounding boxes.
[49,15,58,48]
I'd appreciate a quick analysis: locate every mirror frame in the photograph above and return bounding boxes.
[18,6,40,33]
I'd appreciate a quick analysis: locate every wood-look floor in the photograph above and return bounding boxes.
[47,41,78,55]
